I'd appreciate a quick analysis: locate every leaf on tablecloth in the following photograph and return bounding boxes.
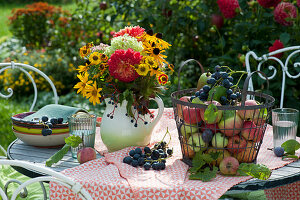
[281,139,300,155]
[238,163,271,180]
[189,166,218,182]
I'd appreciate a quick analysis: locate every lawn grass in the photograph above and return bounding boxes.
[0,1,77,39]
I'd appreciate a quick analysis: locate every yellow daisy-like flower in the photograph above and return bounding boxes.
[142,42,168,66]
[89,52,102,65]
[142,32,171,50]
[144,56,158,68]
[136,64,150,76]
[157,73,168,85]
[85,81,102,106]
[79,46,90,58]
[149,65,161,77]
[100,54,108,62]
[73,72,93,97]
[76,65,89,73]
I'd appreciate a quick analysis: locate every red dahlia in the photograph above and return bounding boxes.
[217,0,240,19]
[274,2,297,26]
[113,26,145,39]
[269,40,284,59]
[257,0,281,8]
[108,48,141,82]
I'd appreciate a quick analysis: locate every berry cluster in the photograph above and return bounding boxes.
[123,141,173,170]
[193,65,244,105]
[40,116,64,136]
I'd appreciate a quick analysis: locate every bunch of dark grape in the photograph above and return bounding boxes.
[195,65,242,105]
[40,116,64,136]
[123,141,173,170]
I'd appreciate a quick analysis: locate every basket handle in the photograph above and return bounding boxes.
[241,70,269,106]
[177,59,205,91]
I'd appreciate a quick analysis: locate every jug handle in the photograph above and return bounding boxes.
[150,96,164,127]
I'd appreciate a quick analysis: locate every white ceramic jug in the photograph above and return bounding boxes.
[100,96,164,152]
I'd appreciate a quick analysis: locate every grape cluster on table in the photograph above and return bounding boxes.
[40,116,64,136]
[193,65,242,105]
[123,141,173,170]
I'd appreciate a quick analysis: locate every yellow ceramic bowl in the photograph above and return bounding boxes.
[12,128,68,147]
[12,124,69,134]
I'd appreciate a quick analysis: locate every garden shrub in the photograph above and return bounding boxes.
[8,2,70,49]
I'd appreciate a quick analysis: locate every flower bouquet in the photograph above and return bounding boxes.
[74,26,173,151]
[74,25,173,117]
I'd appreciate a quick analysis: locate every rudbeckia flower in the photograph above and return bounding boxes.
[157,73,168,85]
[73,72,93,97]
[136,64,150,76]
[79,46,90,58]
[85,81,102,106]
[89,52,102,65]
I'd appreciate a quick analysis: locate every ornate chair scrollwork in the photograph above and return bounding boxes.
[245,46,300,108]
[0,160,93,200]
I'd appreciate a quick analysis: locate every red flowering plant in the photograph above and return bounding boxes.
[74,26,173,117]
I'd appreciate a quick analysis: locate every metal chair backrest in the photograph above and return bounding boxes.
[0,61,59,111]
[245,46,300,108]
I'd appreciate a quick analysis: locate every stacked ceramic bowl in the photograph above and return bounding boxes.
[11,112,69,147]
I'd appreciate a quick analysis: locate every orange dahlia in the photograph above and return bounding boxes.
[108,48,142,82]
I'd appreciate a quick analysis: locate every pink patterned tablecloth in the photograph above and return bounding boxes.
[49,108,300,200]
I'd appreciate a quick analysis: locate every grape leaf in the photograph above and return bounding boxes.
[282,155,299,160]
[204,104,218,124]
[65,135,83,148]
[200,153,215,164]
[281,139,300,155]
[208,85,227,102]
[45,144,71,167]
[189,166,218,182]
[238,163,271,180]
[192,151,206,168]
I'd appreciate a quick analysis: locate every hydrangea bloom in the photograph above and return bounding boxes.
[257,0,281,8]
[104,34,143,57]
[274,2,297,26]
[217,0,240,19]
[269,40,284,59]
[108,48,142,82]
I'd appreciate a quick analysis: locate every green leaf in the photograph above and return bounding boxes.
[189,166,218,182]
[238,163,271,180]
[65,135,83,148]
[281,139,300,155]
[204,104,218,124]
[208,86,227,102]
[192,151,206,168]
[282,155,299,160]
[208,151,221,161]
[280,33,290,44]
[200,153,215,164]
[45,144,71,167]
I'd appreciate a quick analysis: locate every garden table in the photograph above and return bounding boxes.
[5,108,300,199]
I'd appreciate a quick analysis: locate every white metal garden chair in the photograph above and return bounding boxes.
[0,61,78,199]
[245,46,300,108]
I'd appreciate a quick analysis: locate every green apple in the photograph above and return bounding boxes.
[211,132,228,148]
[188,133,208,152]
[180,124,198,139]
[197,72,211,90]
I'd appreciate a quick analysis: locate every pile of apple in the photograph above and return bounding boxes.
[176,66,268,175]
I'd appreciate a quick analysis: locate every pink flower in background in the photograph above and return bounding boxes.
[113,26,145,39]
[269,40,284,59]
[274,2,297,26]
[297,0,300,7]
[217,0,240,19]
[257,0,281,8]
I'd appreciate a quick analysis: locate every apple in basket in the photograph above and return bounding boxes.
[241,121,264,142]
[188,133,208,152]
[227,135,247,154]
[177,96,190,119]
[181,138,195,158]
[200,100,223,124]
[219,156,240,175]
[207,148,231,166]
[218,110,243,137]
[182,106,202,125]
[235,141,258,163]
[200,123,220,133]
[211,132,228,148]
[237,100,260,120]
[77,147,97,164]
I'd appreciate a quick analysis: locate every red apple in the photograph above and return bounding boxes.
[218,110,243,137]
[219,156,240,175]
[227,135,247,154]
[200,123,219,133]
[181,138,195,158]
[182,106,201,125]
[211,14,224,29]
[241,121,264,142]
[200,101,222,124]
[177,96,190,120]
[235,141,258,163]
[237,100,260,120]
[77,147,97,164]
